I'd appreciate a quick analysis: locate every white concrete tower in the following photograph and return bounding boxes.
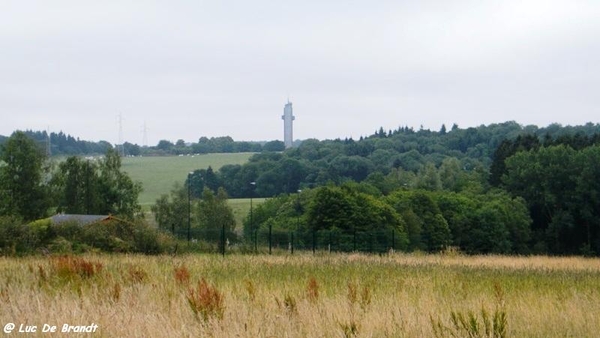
[282,100,295,148]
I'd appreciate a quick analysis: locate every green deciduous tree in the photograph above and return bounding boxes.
[151,182,188,235]
[195,187,236,242]
[467,204,511,254]
[51,157,101,214]
[387,190,451,252]
[438,157,465,192]
[0,131,49,221]
[503,144,600,254]
[96,148,142,219]
[416,162,442,191]
[307,186,356,232]
[51,149,142,219]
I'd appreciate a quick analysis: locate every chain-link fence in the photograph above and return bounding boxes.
[165,227,402,255]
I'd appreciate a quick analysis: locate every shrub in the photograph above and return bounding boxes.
[0,216,41,255]
[132,221,165,254]
[80,220,134,253]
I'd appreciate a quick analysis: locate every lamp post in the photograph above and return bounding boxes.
[250,181,256,252]
[293,189,302,254]
[187,171,193,244]
[85,160,91,215]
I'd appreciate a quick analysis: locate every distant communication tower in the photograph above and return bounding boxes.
[142,121,148,147]
[281,100,295,148]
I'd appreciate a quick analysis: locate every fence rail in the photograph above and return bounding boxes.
[165,227,401,255]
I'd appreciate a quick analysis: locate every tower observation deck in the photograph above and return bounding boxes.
[282,100,295,148]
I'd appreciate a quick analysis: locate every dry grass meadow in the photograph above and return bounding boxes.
[1,253,599,337]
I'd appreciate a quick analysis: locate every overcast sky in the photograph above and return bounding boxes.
[1,1,599,146]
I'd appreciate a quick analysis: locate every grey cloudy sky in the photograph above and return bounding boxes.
[1,0,599,146]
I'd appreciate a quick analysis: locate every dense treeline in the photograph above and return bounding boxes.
[243,184,531,254]
[150,137,284,155]
[0,130,283,156]
[501,144,600,255]
[177,121,600,255]
[6,130,114,155]
[188,121,600,198]
[5,120,600,256]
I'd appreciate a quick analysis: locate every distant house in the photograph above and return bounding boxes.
[50,214,115,226]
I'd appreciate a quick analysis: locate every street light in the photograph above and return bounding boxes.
[293,189,302,254]
[250,181,256,252]
[188,171,193,244]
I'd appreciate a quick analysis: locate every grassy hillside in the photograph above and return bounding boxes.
[1,253,599,337]
[121,153,254,206]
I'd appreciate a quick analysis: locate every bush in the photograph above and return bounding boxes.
[0,216,43,255]
[0,216,174,255]
[133,222,175,254]
[79,219,174,254]
[80,220,135,253]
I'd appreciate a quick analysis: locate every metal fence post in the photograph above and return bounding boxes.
[221,224,225,257]
[269,223,272,254]
[254,229,257,252]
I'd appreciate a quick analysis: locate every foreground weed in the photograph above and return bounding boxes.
[174,265,190,286]
[360,284,371,311]
[432,284,507,338]
[446,308,507,338]
[275,293,298,316]
[111,282,121,303]
[431,307,508,338]
[347,282,358,306]
[306,277,319,303]
[37,264,47,284]
[244,279,256,302]
[347,281,371,311]
[186,278,225,322]
[339,320,360,338]
[284,293,298,316]
[493,281,505,307]
[51,256,103,281]
[127,265,148,284]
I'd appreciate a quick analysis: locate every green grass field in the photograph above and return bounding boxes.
[121,153,254,206]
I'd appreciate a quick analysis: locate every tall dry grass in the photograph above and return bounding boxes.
[0,253,599,337]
